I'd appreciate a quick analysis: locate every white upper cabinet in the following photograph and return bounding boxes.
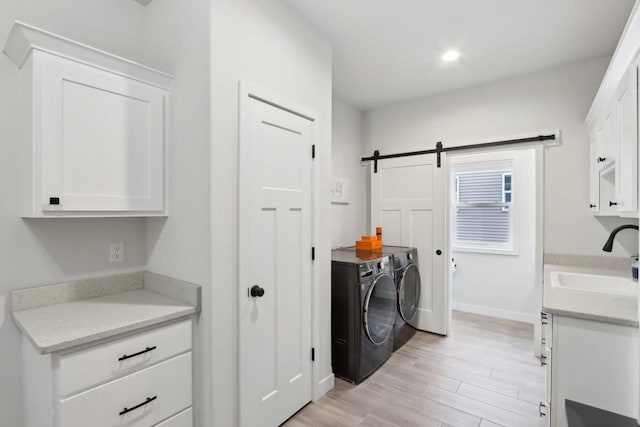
[3,22,172,217]
[614,66,638,215]
[585,4,640,218]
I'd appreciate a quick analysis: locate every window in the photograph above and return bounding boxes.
[453,166,515,253]
[502,172,512,203]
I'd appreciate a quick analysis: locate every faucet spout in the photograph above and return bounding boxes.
[602,224,639,252]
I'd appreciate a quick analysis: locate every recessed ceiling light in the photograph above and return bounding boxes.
[442,50,460,62]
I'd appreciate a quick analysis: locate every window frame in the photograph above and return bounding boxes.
[450,154,519,256]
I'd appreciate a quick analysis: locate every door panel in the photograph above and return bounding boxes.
[39,52,165,212]
[409,209,434,314]
[371,154,447,335]
[239,93,313,427]
[380,210,402,245]
[615,66,638,213]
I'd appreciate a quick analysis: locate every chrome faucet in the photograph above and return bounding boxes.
[602,224,639,252]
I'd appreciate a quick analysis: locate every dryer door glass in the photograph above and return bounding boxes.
[364,274,397,345]
[399,263,421,322]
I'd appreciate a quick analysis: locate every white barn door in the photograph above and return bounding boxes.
[239,89,314,427]
[371,154,448,335]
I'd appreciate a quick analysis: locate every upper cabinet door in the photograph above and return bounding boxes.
[38,52,166,212]
[603,105,617,168]
[589,131,600,213]
[3,21,172,217]
[614,65,638,214]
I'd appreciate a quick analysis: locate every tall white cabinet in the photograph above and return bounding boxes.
[3,22,172,217]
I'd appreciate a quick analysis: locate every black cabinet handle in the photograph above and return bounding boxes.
[597,156,607,163]
[49,197,60,205]
[609,201,618,207]
[118,346,157,361]
[540,355,547,366]
[589,203,596,208]
[119,395,157,416]
[435,249,442,256]
[539,402,547,417]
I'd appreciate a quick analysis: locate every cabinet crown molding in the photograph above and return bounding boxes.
[2,20,173,89]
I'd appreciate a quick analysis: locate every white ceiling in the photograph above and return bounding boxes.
[284,0,637,110]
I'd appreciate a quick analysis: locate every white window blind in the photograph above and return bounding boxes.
[455,168,513,248]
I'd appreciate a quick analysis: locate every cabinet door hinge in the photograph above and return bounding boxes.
[312,247,315,261]
[311,347,315,362]
[312,145,316,159]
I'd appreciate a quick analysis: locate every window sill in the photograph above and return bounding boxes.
[452,246,519,256]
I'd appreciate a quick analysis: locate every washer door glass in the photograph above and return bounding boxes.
[399,263,421,322]
[364,274,397,345]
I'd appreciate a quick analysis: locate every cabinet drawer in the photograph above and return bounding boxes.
[56,319,191,396]
[59,352,192,427]
[154,408,193,427]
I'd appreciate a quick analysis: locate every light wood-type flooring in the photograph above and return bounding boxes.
[284,311,545,427]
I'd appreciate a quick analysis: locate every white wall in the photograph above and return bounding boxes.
[141,1,211,426]
[0,2,148,426]
[363,57,638,259]
[450,148,537,323]
[331,98,367,248]
[210,1,332,426]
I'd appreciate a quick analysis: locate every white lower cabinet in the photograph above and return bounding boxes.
[22,319,193,427]
[542,313,638,427]
[154,408,193,427]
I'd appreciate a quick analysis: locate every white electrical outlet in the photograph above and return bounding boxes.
[110,243,124,263]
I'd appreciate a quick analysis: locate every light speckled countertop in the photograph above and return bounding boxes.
[543,264,638,327]
[11,272,201,354]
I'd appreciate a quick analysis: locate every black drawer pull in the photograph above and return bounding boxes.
[118,346,157,361]
[119,395,157,416]
[539,401,547,417]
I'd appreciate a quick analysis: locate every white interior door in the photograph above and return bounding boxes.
[371,154,447,335]
[239,91,313,427]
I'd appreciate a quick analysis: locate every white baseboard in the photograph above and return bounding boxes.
[313,373,335,401]
[452,301,535,324]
